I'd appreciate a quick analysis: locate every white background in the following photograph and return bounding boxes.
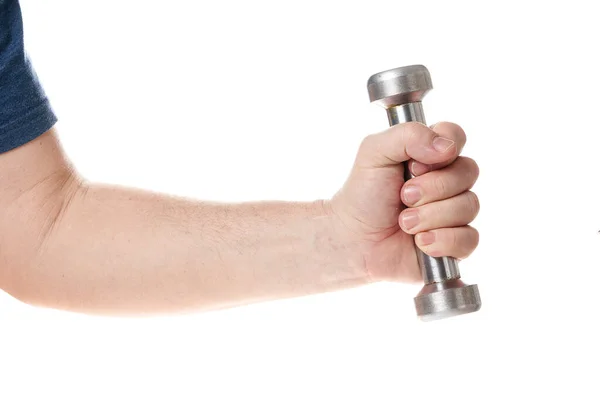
[2,0,599,398]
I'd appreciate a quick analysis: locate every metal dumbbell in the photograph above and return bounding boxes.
[367,65,481,321]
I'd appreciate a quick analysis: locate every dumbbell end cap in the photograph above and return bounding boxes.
[367,64,433,108]
[414,280,481,322]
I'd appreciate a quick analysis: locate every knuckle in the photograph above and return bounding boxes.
[460,157,480,182]
[470,227,480,248]
[445,228,458,250]
[464,191,480,217]
[359,134,376,150]
[401,122,422,144]
[453,230,460,251]
[461,227,480,258]
[433,175,448,196]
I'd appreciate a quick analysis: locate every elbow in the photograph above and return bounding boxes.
[0,128,85,311]
[0,264,78,312]
[0,263,46,309]
[0,172,84,311]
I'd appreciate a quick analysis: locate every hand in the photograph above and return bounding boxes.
[329,122,480,283]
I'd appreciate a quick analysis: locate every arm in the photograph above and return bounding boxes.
[0,122,479,316]
[0,128,365,315]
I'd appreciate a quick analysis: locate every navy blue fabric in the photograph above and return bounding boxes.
[0,0,56,154]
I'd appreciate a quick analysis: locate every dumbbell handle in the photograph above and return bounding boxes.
[386,102,461,284]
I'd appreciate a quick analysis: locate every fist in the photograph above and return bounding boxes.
[329,122,480,283]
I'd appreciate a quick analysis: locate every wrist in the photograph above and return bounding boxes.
[318,199,372,285]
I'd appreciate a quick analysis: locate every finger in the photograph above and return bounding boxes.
[408,122,467,176]
[401,157,479,207]
[356,122,460,169]
[399,191,480,235]
[414,226,479,259]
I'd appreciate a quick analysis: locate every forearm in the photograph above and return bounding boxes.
[3,177,366,315]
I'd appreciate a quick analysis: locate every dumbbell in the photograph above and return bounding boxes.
[367,65,481,321]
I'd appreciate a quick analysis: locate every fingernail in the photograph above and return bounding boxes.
[400,210,420,230]
[432,137,455,153]
[416,231,436,246]
[402,185,422,205]
[411,161,431,176]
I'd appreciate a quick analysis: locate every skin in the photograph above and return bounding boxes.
[0,121,479,316]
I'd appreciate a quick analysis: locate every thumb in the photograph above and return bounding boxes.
[355,121,463,168]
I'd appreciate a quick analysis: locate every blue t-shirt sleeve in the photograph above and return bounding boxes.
[0,0,57,154]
